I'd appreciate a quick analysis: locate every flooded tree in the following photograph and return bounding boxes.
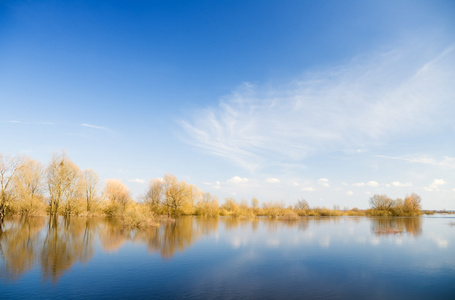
[369,193,422,216]
[0,154,23,221]
[403,193,422,215]
[294,198,310,210]
[12,158,45,216]
[162,174,189,217]
[195,192,219,217]
[143,178,164,214]
[102,179,131,216]
[83,169,99,213]
[369,194,394,213]
[46,152,83,216]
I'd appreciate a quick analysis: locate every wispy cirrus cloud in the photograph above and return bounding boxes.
[4,120,55,125]
[180,41,455,170]
[376,155,455,169]
[81,123,109,130]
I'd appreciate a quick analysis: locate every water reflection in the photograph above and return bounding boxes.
[0,217,45,280]
[0,216,425,283]
[41,217,96,283]
[371,217,422,237]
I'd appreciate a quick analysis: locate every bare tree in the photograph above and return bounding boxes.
[143,178,164,214]
[0,154,23,221]
[403,193,422,215]
[103,179,131,215]
[12,157,43,215]
[369,194,394,212]
[195,192,219,217]
[251,197,259,209]
[162,174,188,217]
[294,198,310,210]
[46,152,83,216]
[83,169,99,212]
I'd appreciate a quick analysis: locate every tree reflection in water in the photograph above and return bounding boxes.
[40,216,96,283]
[134,216,218,259]
[0,217,45,280]
[0,216,424,283]
[371,217,422,237]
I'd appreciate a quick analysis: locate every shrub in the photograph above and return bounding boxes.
[122,204,159,228]
[280,210,299,221]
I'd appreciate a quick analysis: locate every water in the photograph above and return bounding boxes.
[1,216,454,299]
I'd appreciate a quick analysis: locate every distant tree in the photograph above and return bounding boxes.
[294,198,310,210]
[222,197,238,213]
[369,194,393,212]
[83,169,99,212]
[240,199,248,209]
[251,197,259,209]
[392,198,404,215]
[403,193,422,215]
[0,153,23,220]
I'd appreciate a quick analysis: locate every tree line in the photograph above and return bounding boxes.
[0,151,423,223]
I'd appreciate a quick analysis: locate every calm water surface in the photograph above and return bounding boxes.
[1,215,454,299]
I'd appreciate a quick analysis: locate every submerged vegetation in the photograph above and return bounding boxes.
[0,151,426,224]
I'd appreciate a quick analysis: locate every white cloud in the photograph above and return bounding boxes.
[433,179,446,186]
[266,178,280,183]
[181,43,455,170]
[204,180,222,189]
[391,181,413,187]
[318,178,330,187]
[424,178,446,192]
[354,181,378,187]
[128,178,146,184]
[301,187,315,192]
[227,176,249,183]
[347,191,354,196]
[81,123,109,130]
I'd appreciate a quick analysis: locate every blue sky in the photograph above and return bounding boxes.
[1,0,454,209]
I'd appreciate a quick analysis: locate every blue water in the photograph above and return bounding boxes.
[1,216,454,299]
